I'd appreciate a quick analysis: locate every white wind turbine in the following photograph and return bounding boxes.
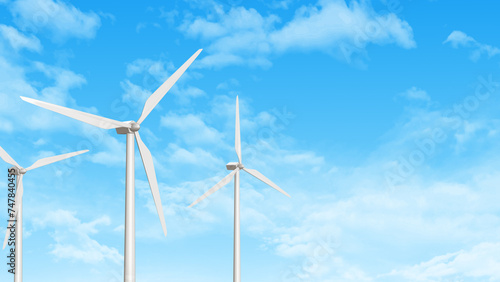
[20,49,202,282]
[0,145,88,282]
[189,96,290,282]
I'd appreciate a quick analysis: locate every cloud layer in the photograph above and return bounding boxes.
[180,0,416,68]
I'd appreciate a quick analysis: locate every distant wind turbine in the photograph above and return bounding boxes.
[189,96,290,282]
[0,145,88,282]
[20,49,202,282]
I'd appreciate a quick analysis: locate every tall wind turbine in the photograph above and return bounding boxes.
[189,96,290,282]
[20,49,202,282]
[0,145,88,282]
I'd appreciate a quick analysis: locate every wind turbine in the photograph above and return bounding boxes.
[20,49,202,282]
[0,145,88,282]
[188,96,290,282]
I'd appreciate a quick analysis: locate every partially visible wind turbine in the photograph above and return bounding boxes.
[20,49,202,282]
[189,96,290,282]
[0,145,88,282]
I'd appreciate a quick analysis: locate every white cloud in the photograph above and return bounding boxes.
[180,0,416,68]
[34,61,87,102]
[0,56,95,132]
[444,30,475,48]
[175,85,206,100]
[10,0,101,40]
[33,210,122,264]
[386,242,500,280]
[160,112,223,145]
[165,143,223,168]
[216,78,239,90]
[0,117,14,133]
[270,0,415,51]
[120,79,153,110]
[88,133,125,166]
[400,86,430,101]
[123,56,203,105]
[133,177,224,239]
[0,24,41,52]
[33,138,47,146]
[126,58,173,79]
[444,30,500,61]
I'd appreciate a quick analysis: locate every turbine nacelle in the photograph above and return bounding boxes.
[116,121,140,134]
[17,49,204,281]
[190,96,290,210]
[188,96,291,281]
[1,146,88,249]
[10,166,26,175]
[226,162,244,170]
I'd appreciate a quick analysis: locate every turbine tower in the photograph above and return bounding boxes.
[189,96,290,282]
[0,145,88,282]
[20,49,202,282]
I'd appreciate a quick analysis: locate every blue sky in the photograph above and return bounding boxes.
[1,0,500,281]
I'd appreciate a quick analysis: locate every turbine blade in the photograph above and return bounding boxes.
[243,168,290,198]
[26,150,89,171]
[21,96,130,129]
[134,132,167,236]
[3,174,23,249]
[235,96,242,163]
[0,145,20,168]
[188,169,238,208]
[137,49,202,124]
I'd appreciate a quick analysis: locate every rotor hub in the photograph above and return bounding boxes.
[130,122,140,132]
[237,163,245,169]
[11,167,26,175]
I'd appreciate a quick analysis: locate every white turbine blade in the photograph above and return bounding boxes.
[188,169,238,208]
[235,96,242,163]
[0,145,20,168]
[137,49,202,124]
[243,168,290,198]
[26,150,89,171]
[3,174,23,249]
[21,96,130,129]
[134,132,167,236]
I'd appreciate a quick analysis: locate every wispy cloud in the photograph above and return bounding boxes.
[444,30,500,61]
[160,112,223,145]
[386,242,500,280]
[9,0,102,41]
[0,24,41,52]
[165,143,223,168]
[33,209,122,264]
[123,56,205,106]
[399,86,430,102]
[180,0,415,68]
